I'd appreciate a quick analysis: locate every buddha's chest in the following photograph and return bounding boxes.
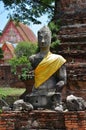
[31,55,43,69]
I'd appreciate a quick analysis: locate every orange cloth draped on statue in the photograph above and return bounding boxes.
[34,52,66,88]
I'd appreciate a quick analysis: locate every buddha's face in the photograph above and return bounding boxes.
[38,26,51,49]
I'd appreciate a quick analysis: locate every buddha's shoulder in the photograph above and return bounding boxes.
[29,53,42,62]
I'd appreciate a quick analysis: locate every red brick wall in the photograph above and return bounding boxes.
[0,65,29,88]
[0,110,65,130]
[56,0,86,101]
[0,110,86,130]
[64,111,86,130]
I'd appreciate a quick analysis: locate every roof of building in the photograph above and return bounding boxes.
[14,21,37,43]
[2,41,15,57]
[1,19,37,43]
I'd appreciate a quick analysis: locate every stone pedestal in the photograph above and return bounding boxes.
[0,110,65,130]
[64,111,86,130]
[0,110,86,130]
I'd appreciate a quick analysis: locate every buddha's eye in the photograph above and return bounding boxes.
[38,35,43,40]
[44,35,49,39]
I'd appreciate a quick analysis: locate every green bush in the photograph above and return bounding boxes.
[9,42,37,80]
[49,21,61,50]
[15,42,37,58]
[9,56,33,80]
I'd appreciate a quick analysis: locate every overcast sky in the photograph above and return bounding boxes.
[0,1,48,36]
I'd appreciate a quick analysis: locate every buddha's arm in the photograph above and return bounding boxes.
[55,64,67,92]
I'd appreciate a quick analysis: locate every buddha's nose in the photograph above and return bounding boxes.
[41,38,45,43]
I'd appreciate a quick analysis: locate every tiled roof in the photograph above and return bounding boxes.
[13,21,37,43]
[2,41,15,57]
[7,42,15,57]
[0,19,37,44]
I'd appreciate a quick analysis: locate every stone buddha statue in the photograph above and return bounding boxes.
[25,26,67,111]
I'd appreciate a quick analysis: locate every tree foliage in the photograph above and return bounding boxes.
[2,0,55,24]
[49,20,61,51]
[15,42,37,58]
[9,42,37,74]
[1,0,61,52]
[0,48,4,59]
[9,55,33,80]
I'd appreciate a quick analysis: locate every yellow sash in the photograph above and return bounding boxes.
[34,52,66,88]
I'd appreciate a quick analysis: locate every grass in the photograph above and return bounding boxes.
[0,87,25,98]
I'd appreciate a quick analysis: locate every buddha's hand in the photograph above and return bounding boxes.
[55,81,65,92]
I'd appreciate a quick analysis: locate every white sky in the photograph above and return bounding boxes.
[0,1,48,37]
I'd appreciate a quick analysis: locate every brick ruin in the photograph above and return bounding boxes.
[0,1,86,130]
[56,0,86,100]
[0,65,21,87]
[0,65,34,90]
[0,110,86,130]
[0,0,85,100]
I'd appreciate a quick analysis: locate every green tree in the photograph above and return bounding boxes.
[15,42,37,58]
[0,48,4,59]
[1,0,56,24]
[2,0,61,51]
[9,56,31,74]
[9,42,37,79]
[0,30,2,36]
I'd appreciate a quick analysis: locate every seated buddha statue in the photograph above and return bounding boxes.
[25,26,67,111]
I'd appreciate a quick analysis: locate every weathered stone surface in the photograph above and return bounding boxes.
[64,111,86,130]
[0,110,86,130]
[0,110,65,130]
[56,0,86,100]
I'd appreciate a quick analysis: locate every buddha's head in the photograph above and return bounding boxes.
[38,26,51,49]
